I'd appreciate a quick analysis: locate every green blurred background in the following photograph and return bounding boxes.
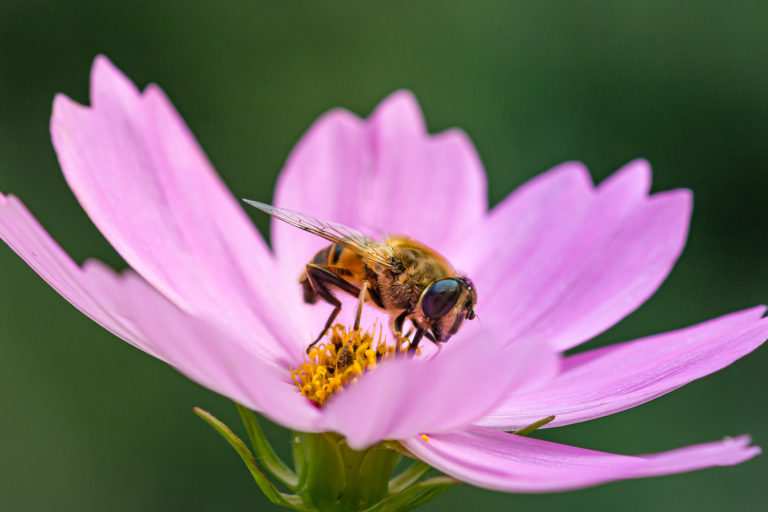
[1,1,766,510]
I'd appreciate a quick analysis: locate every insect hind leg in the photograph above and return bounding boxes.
[304,264,360,352]
[299,275,318,304]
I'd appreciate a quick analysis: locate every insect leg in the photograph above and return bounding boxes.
[391,311,412,354]
[408,318,436,343]
[304,264,361,351]
[337,281,372,367]
[407,327,425,357]
[391,310,408,338]
[353,280,370,331]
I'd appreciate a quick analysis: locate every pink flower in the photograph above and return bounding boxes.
[2,56,766,494]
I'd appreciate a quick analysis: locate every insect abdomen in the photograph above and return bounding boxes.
[309,244,344,266]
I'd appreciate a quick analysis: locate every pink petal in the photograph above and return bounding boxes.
[458,159,691,351]
[0,193,319,431]
[319,324,559,450]
[271,91,487,288]
[82,262,321,431]
[50,56,303,366]
[478,307,768,430]
[0,194,150,354]
[402,425,760,493]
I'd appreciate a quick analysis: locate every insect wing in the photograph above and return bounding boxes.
[243,200,397,269]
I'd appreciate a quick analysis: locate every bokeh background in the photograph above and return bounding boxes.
[1,1,767,510]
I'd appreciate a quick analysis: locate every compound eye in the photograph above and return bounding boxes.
[421,279,462,319]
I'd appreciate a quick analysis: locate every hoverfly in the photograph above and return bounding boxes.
[244,200,477,355]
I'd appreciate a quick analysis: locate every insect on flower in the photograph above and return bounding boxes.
[243,200,477,355]
[2,57,767,508]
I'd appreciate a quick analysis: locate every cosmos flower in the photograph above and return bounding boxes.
[1,56,766,502]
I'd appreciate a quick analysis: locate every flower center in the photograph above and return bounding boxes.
[291,324,408,406]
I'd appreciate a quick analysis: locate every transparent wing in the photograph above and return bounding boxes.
[243,199,397,269]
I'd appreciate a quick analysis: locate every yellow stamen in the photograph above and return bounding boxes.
[420,434,431,443]
[291,324,413,406]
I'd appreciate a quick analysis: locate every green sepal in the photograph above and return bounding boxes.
[193,407,304,511]
[513,415,556,436]
[388,460,431,494]
[339,444,401,510]
[291,431,306,486]
[200,404,458,511]
[361,476,459,512]
[236,403,298,490]
[295,432,347,510]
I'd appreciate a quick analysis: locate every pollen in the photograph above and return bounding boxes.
[291,324,411,406]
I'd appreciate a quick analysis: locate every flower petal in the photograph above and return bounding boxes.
[82,262,321,431]
[0,193,319,431]
[0,194,150,353]
[50,56,303,365]
[458,159,691,351]
[402,426,760,493]
[319,325,558,450]
[271,91,487,287]
[478,307,768,430]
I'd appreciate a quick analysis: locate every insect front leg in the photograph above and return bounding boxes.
[390,310,408,338]
[390,311,411,353]
[304,264,361,352]
[404,322,445,356]
[407,326,425,358]
[407,318,436,343]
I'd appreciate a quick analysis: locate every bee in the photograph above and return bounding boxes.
[244,200,477,355]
